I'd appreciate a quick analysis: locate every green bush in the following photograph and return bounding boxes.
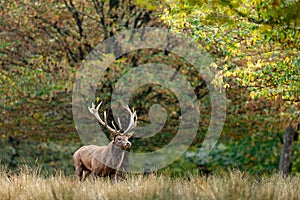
[0,138,79,174]
[183,131,296,175]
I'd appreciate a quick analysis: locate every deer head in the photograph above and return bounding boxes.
[88,102,137,150]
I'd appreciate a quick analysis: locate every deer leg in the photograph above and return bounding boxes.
[116,174,125,182]
[117,169,127,180]
[91,170,97,182]
[82,170,90,181]
[110,173,118,184]
[75,164,83,181]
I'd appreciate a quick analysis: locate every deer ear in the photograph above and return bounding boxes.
[110,131,116,139]
[126,132,133,138]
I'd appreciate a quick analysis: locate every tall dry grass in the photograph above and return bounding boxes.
[0,165,299,200]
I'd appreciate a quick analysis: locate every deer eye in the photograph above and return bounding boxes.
[117,138,122,141]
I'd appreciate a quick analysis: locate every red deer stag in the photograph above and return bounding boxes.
[73,102,137,184]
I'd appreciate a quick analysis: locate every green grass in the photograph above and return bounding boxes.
[0,166,300,200]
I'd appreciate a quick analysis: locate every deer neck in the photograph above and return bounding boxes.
[108,142,126,170]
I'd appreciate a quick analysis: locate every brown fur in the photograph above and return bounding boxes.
[73,134,131,184]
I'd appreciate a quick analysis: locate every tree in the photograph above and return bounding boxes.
[0,0,163,139]
[161,0,300,175]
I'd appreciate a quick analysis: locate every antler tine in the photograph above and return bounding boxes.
[88,102,116,134]
[131,106,137,126]
[96,101,102,110]
[117,117,122,130]
[104,111,108,126]
[123,105,137,134]
[134,110,137,126]
[130,106,137,126]
[111,121,120,133]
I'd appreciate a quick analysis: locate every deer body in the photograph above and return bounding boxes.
[73,143,128,183]
[73,102,136,184]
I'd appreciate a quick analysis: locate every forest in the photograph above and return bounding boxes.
[0,0,299,199]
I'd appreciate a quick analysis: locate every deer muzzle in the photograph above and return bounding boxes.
[125,141,131,149]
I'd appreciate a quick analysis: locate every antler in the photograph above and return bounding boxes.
[88,102,120,134]
[88,102,137,135]
[123,105,137,134]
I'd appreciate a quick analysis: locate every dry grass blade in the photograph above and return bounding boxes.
[0,166,300,200]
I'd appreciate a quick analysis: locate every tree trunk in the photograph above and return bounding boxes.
[279,125,295,177]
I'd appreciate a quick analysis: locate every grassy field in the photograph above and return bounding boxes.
[0,166,299,200]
